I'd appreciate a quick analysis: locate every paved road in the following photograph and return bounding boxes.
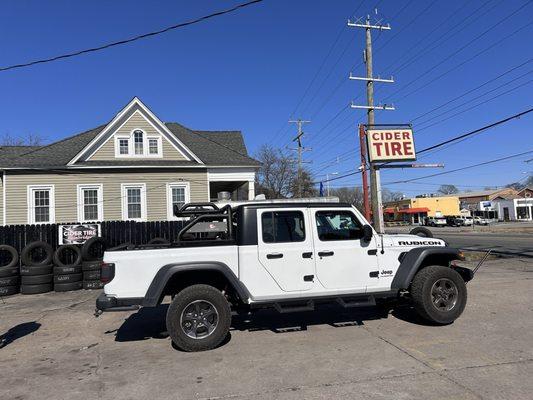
[1,258,533,400]
[388,227,533,258]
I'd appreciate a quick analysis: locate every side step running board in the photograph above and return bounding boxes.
[274,300,314,314]
[336,296,376,308]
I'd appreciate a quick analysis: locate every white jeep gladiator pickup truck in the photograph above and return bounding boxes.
[96,201,473,352]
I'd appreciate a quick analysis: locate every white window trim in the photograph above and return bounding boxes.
[121,183,147,221]
[77,184,104,222]
[27,185,55,224]
[114,129,163,158]
[166,182,191,220]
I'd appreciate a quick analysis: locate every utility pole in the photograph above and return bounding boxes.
[288,119,311,198]
[359,124,370,221]
[349,15,395,233]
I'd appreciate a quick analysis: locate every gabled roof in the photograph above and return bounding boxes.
[456,188,517,199]
[0,98,259,169]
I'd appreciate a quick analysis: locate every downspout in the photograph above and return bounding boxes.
[2,171,6,226]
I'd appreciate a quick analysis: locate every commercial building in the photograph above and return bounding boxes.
[383,195,460,225]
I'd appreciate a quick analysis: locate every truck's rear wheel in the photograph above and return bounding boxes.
[166,284,231,352]
[410,265,466,325]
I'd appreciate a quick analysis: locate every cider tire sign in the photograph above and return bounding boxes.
[367,128,416,162]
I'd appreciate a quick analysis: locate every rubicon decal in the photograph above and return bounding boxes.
[398,240,442,246]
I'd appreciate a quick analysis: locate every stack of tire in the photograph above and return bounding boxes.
[0,245,20,297]
[20,241,54,294]
[81,237,107,290]
[53,245,83,292]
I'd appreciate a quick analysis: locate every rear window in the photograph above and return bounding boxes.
[261,211,305,243]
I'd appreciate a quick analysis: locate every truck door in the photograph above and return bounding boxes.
[311,208,379,291]
[257,208,315,291]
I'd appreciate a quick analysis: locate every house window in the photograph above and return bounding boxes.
[133,130,144,155]
[77,185,103,222]
[122,184,146,221]
[28,185,55,224]
[167,183,190,219]
[148,138,159,155]
[119,139,129,155]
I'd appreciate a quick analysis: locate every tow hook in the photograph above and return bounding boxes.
[94,308,103,318]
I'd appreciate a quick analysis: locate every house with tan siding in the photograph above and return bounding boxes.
[0,98,260,225]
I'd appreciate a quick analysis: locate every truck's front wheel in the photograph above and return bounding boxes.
[166,284,231,352]
[410,265,467,325]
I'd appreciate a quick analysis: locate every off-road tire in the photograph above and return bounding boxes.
[21,241,53,266]
[0,285,19,296]
[20,283,53,295]
[166,284,231,352]
[0,275,20,287]
[410,265,466,325]
[83,270,101,280]
[81,237,107,261]
[0,266,20,278]
[409,227,433,238]
[54,281,83,292]
[54,273,82,284]
[53,265,82,275]
[53,245,82,268]
[20,264,53,276]
[21,274,53,285]
[82,261,101,271]
[83,280,104,290]
[0,245,19,268]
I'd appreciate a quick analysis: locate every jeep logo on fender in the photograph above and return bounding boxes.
[398,240,441,246]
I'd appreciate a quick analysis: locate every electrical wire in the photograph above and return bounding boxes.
[0,0,264,73]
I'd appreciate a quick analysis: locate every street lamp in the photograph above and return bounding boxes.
[326,172,338,197]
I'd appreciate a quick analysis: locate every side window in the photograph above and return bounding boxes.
[261,211,305,243]
[315,210,363,241]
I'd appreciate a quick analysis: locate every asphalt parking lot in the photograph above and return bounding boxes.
[1,257,532,400]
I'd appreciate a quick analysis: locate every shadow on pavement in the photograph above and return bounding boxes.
[0,321,41,349]
[114,303,397,345]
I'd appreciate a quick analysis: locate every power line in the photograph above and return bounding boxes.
[0,0,264,73]
[409,58,533,123]
[383,150,533,185]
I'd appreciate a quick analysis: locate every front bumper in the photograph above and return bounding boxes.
[96,293,143,312]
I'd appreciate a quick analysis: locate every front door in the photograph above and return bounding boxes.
[503,207,509,221]
[257,208,315,292]
[311,208,379,292]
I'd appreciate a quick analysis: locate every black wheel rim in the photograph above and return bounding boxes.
[180,300,219,339]
[431,278,458,312]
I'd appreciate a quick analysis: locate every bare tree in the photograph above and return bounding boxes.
[437,184,459,195]
[329,187,364,212]
[382,188,405,202]
[1,132,43,146]
[255,144,295,199]
[290,168,317,198]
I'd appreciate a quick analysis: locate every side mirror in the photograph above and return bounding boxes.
[362,224,373,242]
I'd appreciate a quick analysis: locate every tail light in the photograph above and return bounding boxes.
[100,262,115,284]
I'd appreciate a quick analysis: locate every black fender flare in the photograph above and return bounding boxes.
[142,262,250,307]
[391,247,463,290]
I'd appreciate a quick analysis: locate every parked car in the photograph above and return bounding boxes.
[474,216,489,225]
[96,200,471,352]
[425,217,447,227]
[462,216,473,226]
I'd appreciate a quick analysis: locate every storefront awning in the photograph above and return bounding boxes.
[398,207,430,214]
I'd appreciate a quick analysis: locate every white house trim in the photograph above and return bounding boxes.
[68,97,203,165]
[166,182,191,220]
[2,172,6,226]
[27,184,56,224]
[121,183,147,222]
[208,168,256,200]
[77,184,104,222]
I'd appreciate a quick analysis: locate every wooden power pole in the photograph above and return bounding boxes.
[349,16,395,232]
[288,119,311,198]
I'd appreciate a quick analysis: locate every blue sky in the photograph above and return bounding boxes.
[1,0,532,195]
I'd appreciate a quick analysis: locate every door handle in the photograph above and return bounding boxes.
[266,253,283,259]
[302,252,313,259]
[318,251,334,257]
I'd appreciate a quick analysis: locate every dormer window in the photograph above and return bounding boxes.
[115,129,162,158]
